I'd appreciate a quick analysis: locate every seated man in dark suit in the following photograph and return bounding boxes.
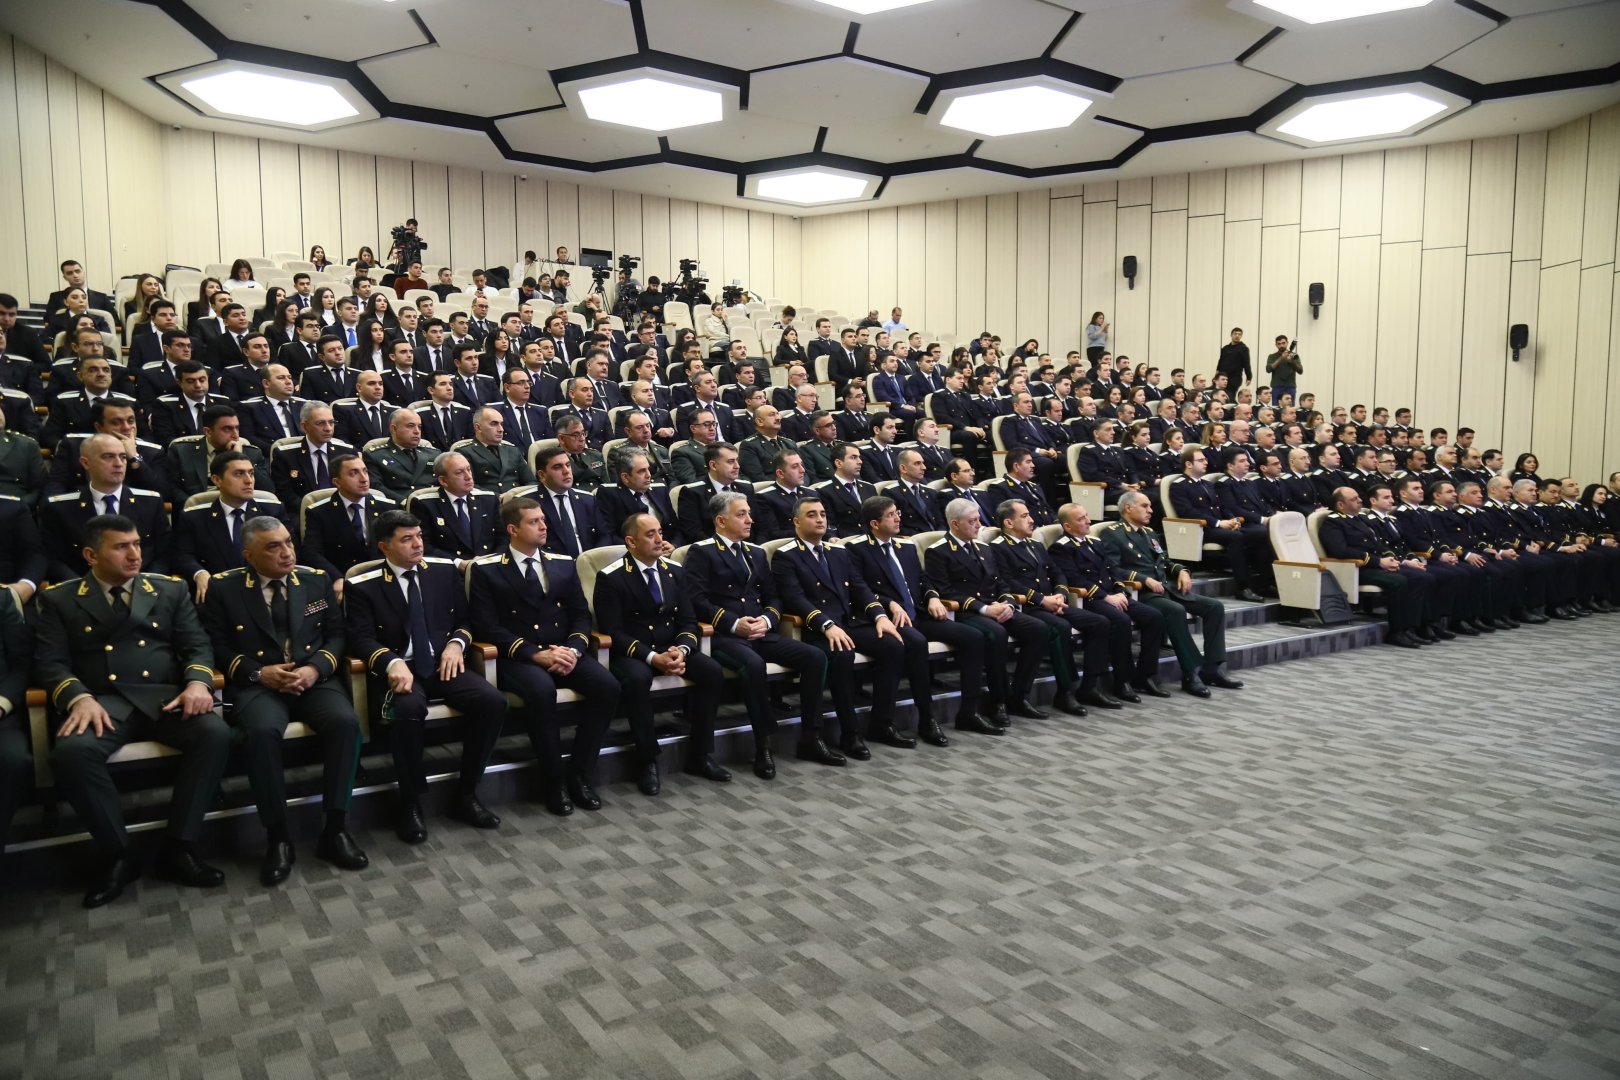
[675,441,750,544]
[814,440,876,538]
[277,313,325,379]
[1074,418,1136,507]
[332,370,393,447]
[1166,448,1271,603]
[268,402,352,507]
[410,450,502,566]
[236,364,309,454]
[46,398,168,501]
[415,373,473,451]
[987,448,1056,527]
[1047,502,1168,701]
[174,451,290,601]
[999,392,1065,506]
[1317,484,1435,650]
[597,447,679,548]
[380,338,428,407]
[0,586,31,853]
[300,452,399,580]
[297,335,358,404]
[859,412,902,483]
[41,433,171,581]
[533,444,605,555]
[216,333,279,401]
[149,360,230,446]
[889,448,944,535]
[779,383,822,444]
[128,301,180,372]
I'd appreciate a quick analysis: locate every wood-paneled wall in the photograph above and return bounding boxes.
[0,33,165,302]
[798,108,1620,479]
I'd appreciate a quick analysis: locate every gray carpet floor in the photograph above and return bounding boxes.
[2,619,1618,1080]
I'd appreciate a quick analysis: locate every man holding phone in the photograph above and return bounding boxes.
[1266,335,1302,402]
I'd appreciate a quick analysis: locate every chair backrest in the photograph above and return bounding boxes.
[1268,511,1318,565]
[668,543,691,565]
[1088,520,1117,539]
[1160,474,1179,515]
[184,490,221,510]
[524,437,561,475]
[910,530,947,563]
[1066,441,1084,479]
[300,489,333,540]
[600,437,628,472]
[345,558,382,582]
[578,545,627,609]
[1305,508,1331,556]
[404,485,438,510]
[1036,523,1064,548]
[760,536,796,562]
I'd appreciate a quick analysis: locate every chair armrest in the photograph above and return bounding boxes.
[1273,560,1324,570]
[700,624,714,637]
[1070,480,1105,489]
[591,632,612,648]
[781,614,804,627]
[1320,558,1362,567]
[941,600,961,611]
[1163,516,1203,524]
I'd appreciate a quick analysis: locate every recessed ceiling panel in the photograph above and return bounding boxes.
[297,118,516,171]
[749,57,929,126]
[877,168,1061,206]
[419,0,634,72]
[972,118,1141,170]
[642,0,850,70]
[186,0,428,63]
[1101,64,1293,129]
[1438,4,1620,84]
[497,110,662,163]
[1410,85,1620,143]
[1117,131,1308,177]
[664,110,822,162]
[821,112,978,163]
[0,0,214,89]
[360,47,562,117]
[1054,0,1276,78]
[856,0,1076,70]
[1243,4,1495,85]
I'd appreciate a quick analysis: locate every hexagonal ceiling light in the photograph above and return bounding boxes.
[1233,0,1434,26]
[928,76,1102,138]
[1261,83,1467,147]
[156,61,377,131]
[800,0,937,13]
[745,167,880,207]
[559,68,734,134]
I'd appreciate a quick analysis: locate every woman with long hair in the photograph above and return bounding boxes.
[1085,311,1109,364]
[190,277,223,325]
[1510,453,1543,487]
[268,298,302,347]
[352,246,377,270]
[311,286,337,327]
[365,291,398,328]
[774,325,806,367]
[123,273,164,320]
[481,326,513,377]
[1159,428,1187,476]
[308,244,331,271]
[229,259,259,288]
[351,318,389,372]
[252,286,287,328]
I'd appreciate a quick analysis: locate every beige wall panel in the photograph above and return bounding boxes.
[1084,181,1117,203]
[46,60,84,280]
[696,201,724,292]
[1466,136,1515,254]
[258,139,304,260]
[482,172,516,270]
[956,197,988,337]
[373,157,413,256]
[215,135,265,259]
[748,211,775,300]
[446,166,485,270]
[1569,265,1613,479]
[337,152,377,261]
[1607,273,1620,473]
[926,200,959,341]
[1047,197,1083,355]
[1501,260,1540,456]
[1081,200,1116,345]
[164,128,218,268]
[1152,173,1188,212]
[1422,141,1470,249]
[1379,146,1425,243]
[1512,132,1547,261]
[1373,241,1421,410]
[668,199,698,277]
[641,195,670,283]
[298,147,341,260]
[867,207,898,318]
[1184,214,1224,370]
[836,212,869,315]
[774,214,801,303]
[1118,177,1152,207]
[722,205,751,293]
[1338,151,1384,238]
[1188,169,1225,217]
[985,193,1020,339]
[1112,204,1149,359]
[410,163,449,267]
[547,181,580,262]
[1295,229,1339,397]
[1457,253,1511,449]
[75,79,112,287]
[1414,246,1465,428]
[1258,224,1300,346]
[1581,104,1620,267]
[104,95,164,280]
[1333,234,1381,407]
[579,184,616,257]
[897,203,927,328]
[1531,260,1580,473]
[1015,192,1050,345]
[1051,181,1085,198]
[1221,218,1261,350]
[613,189,643,273]
[1225,165,1262,221]
[1148,209,1186,373]
[1300,157,1340,232]
[1540,117,1588,268]
[1262,161,1301,227]
[514,176,548,255]
[0,36,28,291]
[15,41,58,297]
[797,215,833,310]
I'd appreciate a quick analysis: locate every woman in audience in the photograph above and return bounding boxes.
[308,285,337,328]
[1201,422,1230,471]
[267,298,301,348]
[1098,384,1123,419]
[365,291,398,328]
[191,277,223,325]
[49,289,109,336]
[229,259,260,289]
[252,286,287,328]
[350,318,389,372]
[351,246,378,271]
[1125,421,1160,486]
[774,325,806,368]
[1511,453,1544,486]
[1085,311,1110,364]
[1133,361,1150,384]
[309,244,332,272]
[481,326,514,378]
[123,273,164,321]
[1159,428,1187,476]
[1128,386,1150,417]
[858,344,880,380]
[1580,483,1611,530]
[1168,385,1188,411]
[669,326,697,361]
[1013,338,1040,361]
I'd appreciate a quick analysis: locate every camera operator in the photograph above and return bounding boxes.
[1265,335,1302,402]
[388,218,427,274]
[636,277,666,320]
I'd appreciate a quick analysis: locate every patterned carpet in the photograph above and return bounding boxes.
[2,619,1618,1080]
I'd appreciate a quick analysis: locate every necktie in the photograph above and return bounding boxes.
[346,327,356,347]
[231,507,245,552]
[370,405,382,432]
[235,333,244,351]
[280,401,295,435]
[430,348,440,370]
[109,583,127,614]
[350,500,366,542]
[306,344,316,365]
[104,492,118,516]
[268,579,290,658]
[515,408,532,445]
[812,544,829,577]
[637,491,651,514]
[524,555,544,594]
[732,542,750,576]
[440,408,452,436]
[644,566,663,605]
[555,493,581,555]
[454,497,471,545]
[462,376,475,402]
[846,482,858,500]
[404,569,434,677]
[313,446,329,488]
[886,542,915,618]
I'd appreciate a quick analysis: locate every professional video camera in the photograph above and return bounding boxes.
[721,284,747,307]
[664,257,710,305]
[389,220,426,273]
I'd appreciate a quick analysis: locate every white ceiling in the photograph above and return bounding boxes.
[0,0,1616,215]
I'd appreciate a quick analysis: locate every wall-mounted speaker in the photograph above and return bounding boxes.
[1307,281,1325,320]
[1122,255,1138,290]
[1509,323,1529,361]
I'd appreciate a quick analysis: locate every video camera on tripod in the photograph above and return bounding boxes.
[388,219,426,273]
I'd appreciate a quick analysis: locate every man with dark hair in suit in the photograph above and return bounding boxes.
[597,448,679,546]
[297,336,358,404]
[987,448,1055,527]
[411,450,502,565]
[333,370,393,447]
[47,399,168,500]
[237,364,308,453]
[150,361,229,445]
[380,338,427,408]
[0,291,52,368]
[534,444,605,555]
[815,440,876,538]
[164,405,275,501]
[889,448,943,535]
[301,452,398,580]
[415,373,473,451]
[1048,502,1168,701]
[205,303,253,372]
[449,344,496,409]
[173,450,289,602]
[128,299,180,371]
[42,433,171,580]
[278,313,325,379]
[675,442,749,544]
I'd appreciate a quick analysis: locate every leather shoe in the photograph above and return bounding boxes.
[260,840,295,886]
[566,774,602,811]
[1450,620,1480,637]
[1111,683,1142,704]
[1236,588,1266,603]
[918,718,950,746]
[1204,670,1244,690]
[1078,686,1125,710]
[1548,606,1577,621]
[796,738,847,766]
[839,735,872,760]
[1181,675,1211,698]
[954,711,1006,736]
[450,794,501,829]
[1051,690,1088,717]
[753,745,776,780]
[687,755,732,783]
[1412,626,1437,643]
[1468,617,1495,633]
[1431,623,1458,641]
[83,855,140,909]
[1008,698,1049,720]
[316,831,369,871]
[1134,679,1171,699]
[987,702,1009,727]
[872,724,917,749]
[153,846,225,889]
[637,762,662,797]
[397,800,427,844]
[1389,629,1422,648]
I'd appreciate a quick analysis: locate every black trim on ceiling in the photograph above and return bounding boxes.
[628,0,650,52]
[1045,12,1081,60]
[405,9,437,47]
[813,126,828,152]
[872,176,890,200]
[1235,27,1283,66]
[549,51,749,93]
[1454,0,1509,25]
[843,22,861,55]
[914,58,1124,114]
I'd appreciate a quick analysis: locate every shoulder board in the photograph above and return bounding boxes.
[1051,534,1074,545]
[252,492,283,505]
[0,387,28,400]
[846,535,871,545]
[471,488,494,497]
[212,566,248,579]
[473,553,504,565]
[49,491,83,503]
[1423,504,1442,512]
[696,537,719,547]
[294,564,327,575]
[135,439,162,451]
[140,360,166,370]
[44,578,80,590]
[990,535,1011,544]
[240,395,267,406]
[542,551,572,561]
[349,568,384,583]
[111,392,136,403]
[1328,512,1345,519]
[928,536,950,548]
[0,493,18,503]
[422,556,456,566]
[129,487,162,498]
[599,563,623,576]
[181,502,212,514]
[371,492,397,504]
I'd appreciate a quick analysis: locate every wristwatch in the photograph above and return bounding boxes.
[248,669,262,684]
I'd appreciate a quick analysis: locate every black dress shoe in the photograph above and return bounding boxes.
[397,800,427,844]
[1181,675,1211,698]
[1078,686,1125,710]
[1389,629,1422,649]
[450,794,502,829]
[796,737,847,766]
[260,840,295,886]
[987,702,1009,727]
[839,735,872,761]
[567,774,603,811]
[1049,690,1088,717]
[153,846,225,889]
[637,762,662,796]
[316,831,369,871]
[1450,620,1480,637]
[917,718,951,746]
[1431,624,1458,641]
[1204,670,1244,690]
[1468,618,1495,633]
[687,755,733,783]
[1549,606,1577,621]
[753,746,777,780]
[1236,588,1266,603]
[1411,626,1437,643]
[1134,679,1172,699]
[872,725,917,749]
[1111,683,1142,704]
[1008,698,1049,720]
[83,855,140,909]
[954,711,1006,736]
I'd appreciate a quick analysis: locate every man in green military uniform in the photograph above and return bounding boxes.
[363,407,439,501]
[1099,491,1242,699]
[0,416,46,508]
[737,404,798,483]
[614,410,672,483]
[669,409,719,485]
[166,404,274,501]
[39,514,233,908]
[796,411,841,485]
[554,413,605,491]
[461,406,534,494]
[200,516,369,887]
